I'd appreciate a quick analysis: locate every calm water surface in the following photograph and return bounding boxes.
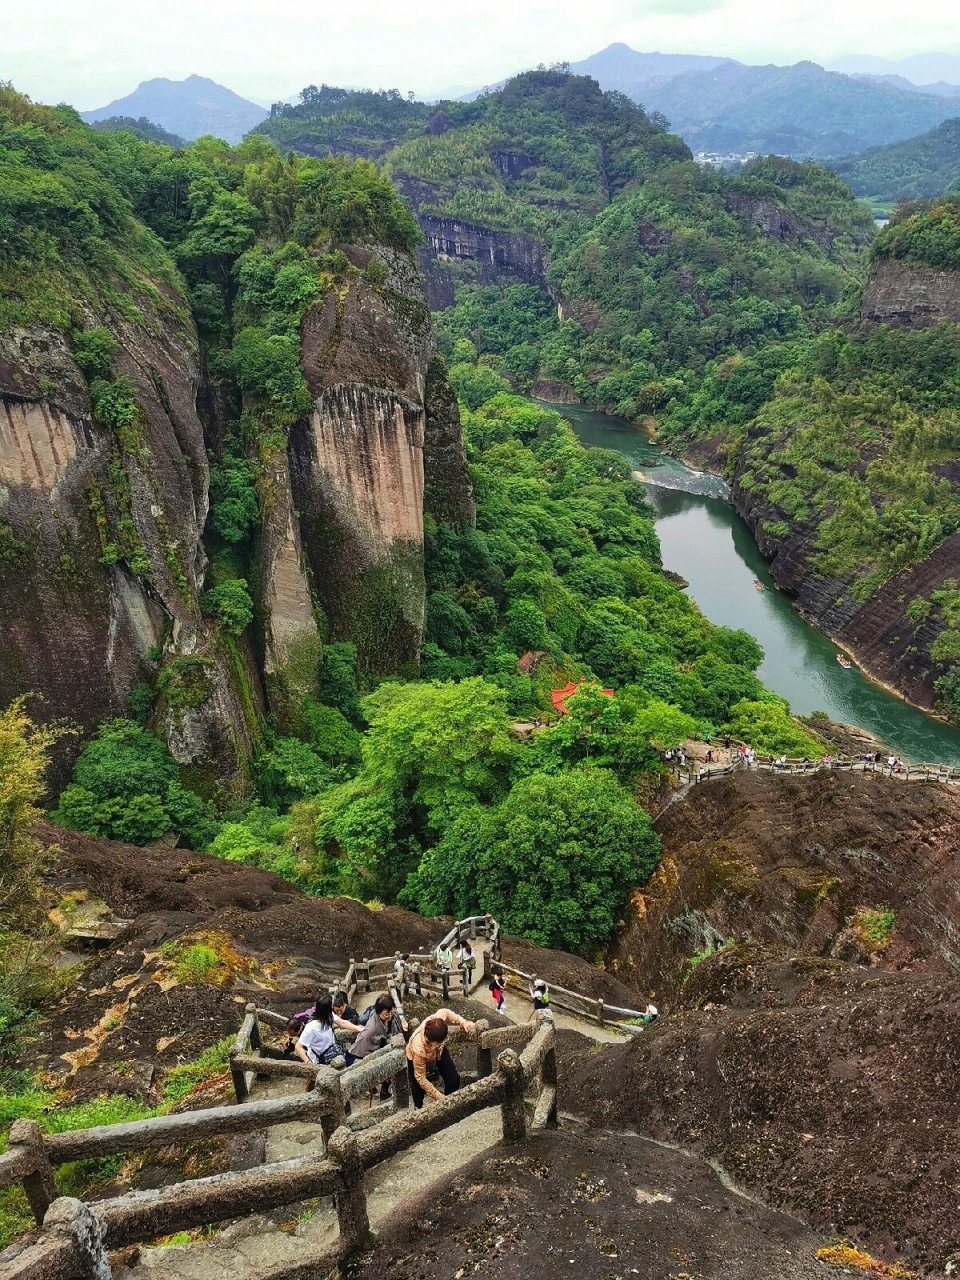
[554,403,960,765]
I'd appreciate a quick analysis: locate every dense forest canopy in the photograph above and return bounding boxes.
[833,118,960,201]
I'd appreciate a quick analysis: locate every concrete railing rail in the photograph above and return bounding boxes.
[0,1016,557,1280]
[672,756,960,788]
[485,956,651,1035]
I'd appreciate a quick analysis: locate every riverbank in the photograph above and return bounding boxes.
[553,403,960,765]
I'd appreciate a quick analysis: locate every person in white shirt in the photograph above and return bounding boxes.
[294,995,355,1067]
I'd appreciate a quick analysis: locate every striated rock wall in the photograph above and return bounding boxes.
[414,213,547,309]
[0,310,254,793]
[279,244,474,682]
[861,256,960,328]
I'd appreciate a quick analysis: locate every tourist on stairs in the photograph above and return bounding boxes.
[405,1008,476,1108]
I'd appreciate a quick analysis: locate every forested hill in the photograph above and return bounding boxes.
[256,71,873,420]
[833,117,960,200]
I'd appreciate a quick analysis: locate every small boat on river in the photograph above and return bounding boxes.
[836,653,852,669]
[753,579,764,591]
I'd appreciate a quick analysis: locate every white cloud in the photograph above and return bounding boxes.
[3,0,959,110]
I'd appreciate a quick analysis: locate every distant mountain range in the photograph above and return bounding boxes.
[568,44,731,96]
[833,117,960,200]
[81,75,266,144]
[828,53,960,87]
[567,46,959,160]
[74,48,960,163]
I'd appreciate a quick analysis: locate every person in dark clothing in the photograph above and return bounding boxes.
[332,991,361,1024]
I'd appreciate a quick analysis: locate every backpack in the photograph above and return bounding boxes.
[488,979,497,991]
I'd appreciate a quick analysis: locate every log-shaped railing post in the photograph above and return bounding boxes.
[315,1066,346,1143]
[391,1055,410,1112]
[540,1014,558,1129]
[363,959,371,992]
[43,1196,112,1279]
[441,971,449,1001]
[596,998,605,1026]
[9,1119,57,1225]
[229,1048,249,1103]
[327,1126,372,1254]
[474,1019,491,1078]
[498,1048,526,1143]
[482,947,492,981]
[246,1003,262,1053]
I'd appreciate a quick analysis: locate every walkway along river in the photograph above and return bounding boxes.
[554,403,960,766]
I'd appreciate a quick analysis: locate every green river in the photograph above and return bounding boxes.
[557,403,960,766]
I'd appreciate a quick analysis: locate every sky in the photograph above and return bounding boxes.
[4,0,960,109]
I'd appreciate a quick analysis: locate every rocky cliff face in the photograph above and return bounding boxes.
[414,213,548,309]
[724,191,851,249]
[861,255,960,328]
[573,770,960,1271]
[730,428,957,713]
[0,305,255,792]
[279,244,473,684]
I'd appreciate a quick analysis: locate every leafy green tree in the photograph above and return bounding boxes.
[202,578,254,635]
[51,720,216,847]
[416,767,659,953]
[208,456,259,544]
[318,642,362,723]
[727,699,824,757]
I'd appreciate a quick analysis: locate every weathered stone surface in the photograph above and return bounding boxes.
[0,307,253,791]
[414,213,547,309]
[423,358,474,530]
[861,256,960,328]
[289,244,461,677]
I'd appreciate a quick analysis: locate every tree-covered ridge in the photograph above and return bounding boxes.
[91,115,187,148]
[256,70,872,418]
[659,317,960,721]
[0,86,188,332]
[872,196,960,271]
[383,70,688,232]
[833,118,960,201]
[436,158,870,419]
[0,85,419,339]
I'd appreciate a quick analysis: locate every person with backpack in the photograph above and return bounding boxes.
[436,941,454,973]
[530,978,550,1011]
[405,1007,476,1108]
[294,995,348,1068]
[489,969,506,1014]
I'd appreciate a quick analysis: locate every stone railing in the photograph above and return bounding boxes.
[0,1015,556,1280]
[228,914,502,1099]
[483,955,652,1036]
[671,755,960,788]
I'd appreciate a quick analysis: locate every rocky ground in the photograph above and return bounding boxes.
[345,1127,855,1280]
[609,769,960,1002]
[578,768,960,1273]
[33,821,640,1091]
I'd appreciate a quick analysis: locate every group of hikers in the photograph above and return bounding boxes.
[277,969,556,1110]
